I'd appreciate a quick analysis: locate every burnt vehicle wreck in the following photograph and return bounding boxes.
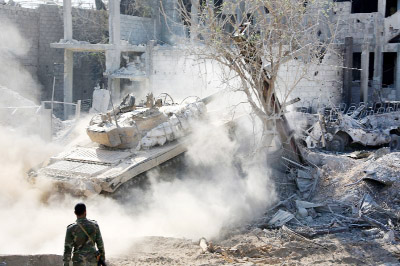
[302,103,400,152]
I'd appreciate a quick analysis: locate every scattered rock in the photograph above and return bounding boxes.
[295,200,323,209]
[297,169,313,179]
[383,230,395,244]
[362,228,381,237]
[305,216,314,223]
[297,207,308,218]
[374,147,391,159]
[199,238,208,253]
[347,150,372,159]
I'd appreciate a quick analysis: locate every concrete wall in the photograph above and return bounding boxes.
[0,5,39,76]
[147,46,343,111]
[0,4,151,110]
[333,1,400,103]
[37,4,64,103]
[0,4,108,115]
[277,50,343,111]
[148,47,223,101]
[333,2,377,45]
[0,5,41,99]
[120,15,154,45]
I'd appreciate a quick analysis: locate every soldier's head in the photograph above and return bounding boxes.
[74,203,86,218]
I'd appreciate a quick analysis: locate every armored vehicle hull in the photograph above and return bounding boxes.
[32,139,188,196]
[29,93,221,195]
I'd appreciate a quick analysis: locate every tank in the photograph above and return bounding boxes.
[29,93,209,196]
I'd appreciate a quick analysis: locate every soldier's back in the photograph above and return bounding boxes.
[67,218,99,266]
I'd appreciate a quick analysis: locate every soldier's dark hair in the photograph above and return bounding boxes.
[74,203,86,216]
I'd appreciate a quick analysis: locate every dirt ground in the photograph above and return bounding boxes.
[105,149,400,266]
[3,230,400,266]
[104,228,400,265]
[3,149,400,266]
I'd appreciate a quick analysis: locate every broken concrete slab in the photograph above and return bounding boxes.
[361,154,400,186]
[199,237,208,253]
[295,177,313,193]
[314,203,349,214]
[268,210,295,227]
[295,200,324,209]
[297,169,313,179]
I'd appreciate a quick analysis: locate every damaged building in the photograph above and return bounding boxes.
[0,0,399,119]
[337,0,400,105]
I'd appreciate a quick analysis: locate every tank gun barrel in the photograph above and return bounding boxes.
[201,90,226,105]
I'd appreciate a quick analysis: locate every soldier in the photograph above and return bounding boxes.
[63,203,106,266]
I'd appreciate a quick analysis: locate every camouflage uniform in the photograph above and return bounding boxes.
[63,218,105,266]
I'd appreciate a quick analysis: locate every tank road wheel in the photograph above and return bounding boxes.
[390,135,400,151]
[327,134,346,152]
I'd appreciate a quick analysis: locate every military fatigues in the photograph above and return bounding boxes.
[63,218,105,266]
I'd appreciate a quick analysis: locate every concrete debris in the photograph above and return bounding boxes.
[289,167,320,199]
[362,228,381,237]
[305,216,313,223]
[383,230,396,244]
[374,147,391,159]
[90,87,110,114]
[359,194,379,213]
[268,210,294,227]
[297,169,313,179]
[295,177,313,193]
[361,154,400,186]
[295,200,323,209]
[199,238,208,253]
[313,202,348,214]
[297,207,308,218]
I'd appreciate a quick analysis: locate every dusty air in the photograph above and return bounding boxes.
[0,0,400,265]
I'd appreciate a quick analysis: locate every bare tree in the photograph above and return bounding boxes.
[166,0,339,162]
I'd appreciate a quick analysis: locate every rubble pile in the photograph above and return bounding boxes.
[0,85,39,128]
[186,149,400,265]
[258,149,400,246]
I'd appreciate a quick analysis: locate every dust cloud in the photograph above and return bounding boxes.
[0,20,41,103]
[0,113,276,256]
[0,20,276,257]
